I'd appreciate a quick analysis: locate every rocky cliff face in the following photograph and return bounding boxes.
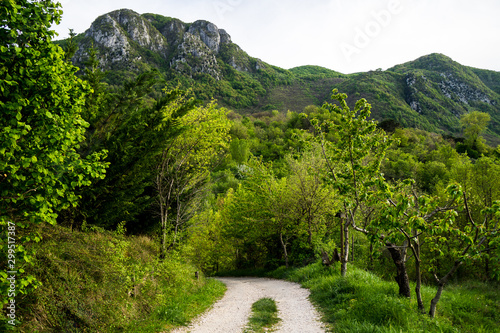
[65,12,500,143]
[74,9,167,66]
[404,73,425,114]
[168,20,229,80]
[438,73,493,105]
[73,9,262,80]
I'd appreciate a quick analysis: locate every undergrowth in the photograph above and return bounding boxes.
[6,224,225,332]
[269,261,500,333]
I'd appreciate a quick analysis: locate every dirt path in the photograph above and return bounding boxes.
[171,277,326,333]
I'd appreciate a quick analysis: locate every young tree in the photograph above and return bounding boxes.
[222,157,301,268]
[376,181,500,317]
[311,89,391,276]
[267,177,296,268]
[375,181,458,311]
[182,206,234,273]
[450,156,500,279]
[219,158,277,268]
[229,138,250,164]
[471,157,500,278]
[0,0,107,300]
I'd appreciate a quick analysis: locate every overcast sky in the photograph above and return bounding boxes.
[52,0,500,74]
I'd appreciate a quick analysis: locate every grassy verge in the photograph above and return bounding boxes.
[129,277,226,332]
[8,224,225,332]
[269,261,500,333]
[244,298,280,333]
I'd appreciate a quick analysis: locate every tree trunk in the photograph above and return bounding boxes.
[159,192,167,259]
[484,202,490,277]
[157,166,173,260]
[414,240,424,312]
[160,223,167,259]
[160,201,168,259]
[341,221,349,277]
[369,241,374,270]
[307,227,313,247]
[415,258,424,311]
[351,233,354,262]
[386,243,411,298]
[321,248,340,266]
[429,260,463,318]
[280,232,289,268]
[429,282,445,318]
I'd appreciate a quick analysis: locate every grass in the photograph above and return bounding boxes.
[244,298,280,333]
[12,224,498,332]
[133,277,226,332]
[8,224,226,332]
[270,261,500,333]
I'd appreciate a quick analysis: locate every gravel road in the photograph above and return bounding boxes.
[171,277,326,333]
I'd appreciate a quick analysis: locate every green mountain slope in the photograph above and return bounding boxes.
[388,54,500,143]
[471,67,500,95]
[59,10,500,143]
[240,66,346,113]
[258,54,500,144]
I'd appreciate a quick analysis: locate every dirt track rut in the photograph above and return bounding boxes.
[171,277,326,333]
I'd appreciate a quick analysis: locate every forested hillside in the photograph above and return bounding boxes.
[1,2,500,332]
[56,9,500,144]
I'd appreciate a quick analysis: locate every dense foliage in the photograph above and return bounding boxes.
[1,1,500,331]
[0,0,107,311]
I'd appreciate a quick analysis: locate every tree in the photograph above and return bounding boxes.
[460,111,491,152]
[229,138,250,164]
[376,181,499,317]
[62,29,78,62]
[221,157,301,268]
[311,89,391,276]
[182,205,234,273]
[0,0,107,302]
[58,71,188,231]
[155,99,230,258]
[286,147,335,249]
[451,156,500,280]
[266,176,296,268]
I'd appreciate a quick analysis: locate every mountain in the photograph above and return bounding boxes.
[59,9,500,144]
[329,54,500,143]
[278,55,500,144]
[62,9,293,109]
